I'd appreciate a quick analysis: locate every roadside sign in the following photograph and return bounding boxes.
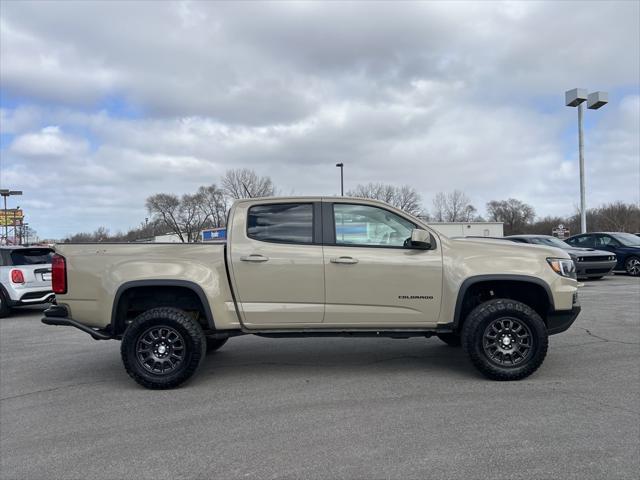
[552,224,570,239]
[202,228,226,241]
[0,209,24,226]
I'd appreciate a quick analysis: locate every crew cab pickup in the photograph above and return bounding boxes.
[43,197,581,389]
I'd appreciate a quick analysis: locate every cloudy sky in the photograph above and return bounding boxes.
[1,0,638,239]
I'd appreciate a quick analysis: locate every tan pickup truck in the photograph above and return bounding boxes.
[43,197,580,389]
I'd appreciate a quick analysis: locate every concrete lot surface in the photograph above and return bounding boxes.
[1,275,639,480]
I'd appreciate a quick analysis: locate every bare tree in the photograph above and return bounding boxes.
[347,182,423,216]
[64,226,111,243]
[198,184,228,228]
[588,201,640,232]
[146,193,185,242]
[222,168,275,199]
[179,192,212,242]
[432,190,477,222]
[486,198,536,235]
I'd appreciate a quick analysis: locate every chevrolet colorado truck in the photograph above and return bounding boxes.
[42,197,581,389]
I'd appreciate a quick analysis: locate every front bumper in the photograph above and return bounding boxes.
[576,259,617,278]
[41,305,114,340]
[547,292,581,335]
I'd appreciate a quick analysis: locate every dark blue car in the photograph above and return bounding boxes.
[565,232,640,276]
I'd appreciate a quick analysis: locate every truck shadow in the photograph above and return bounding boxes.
[196,337,479,382]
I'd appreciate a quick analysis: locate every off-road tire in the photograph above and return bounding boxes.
[0,291,10,318]
[461,299,548,381]
[625,256,640,276]
[206,337,228,353]
[436,333,461,347]
[121,307,206,389]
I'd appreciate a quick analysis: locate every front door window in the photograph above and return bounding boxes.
[333,203,414,248]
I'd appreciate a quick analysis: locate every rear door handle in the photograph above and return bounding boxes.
[240,254,269,263]
[330,256,359,264]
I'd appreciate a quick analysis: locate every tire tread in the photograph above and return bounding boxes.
[120,307,206,389]
[462,298,548,381]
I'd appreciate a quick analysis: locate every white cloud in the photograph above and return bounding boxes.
[9,126,89,158]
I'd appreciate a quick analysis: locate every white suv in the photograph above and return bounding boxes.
[0,246,54,317]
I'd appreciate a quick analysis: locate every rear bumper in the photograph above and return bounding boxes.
[41,305,114,340]
[5,288,55,306]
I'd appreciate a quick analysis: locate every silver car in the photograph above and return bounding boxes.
[0,246,55,317]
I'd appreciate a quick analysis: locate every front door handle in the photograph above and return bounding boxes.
[330,256,359,264]
[240,254,269,263]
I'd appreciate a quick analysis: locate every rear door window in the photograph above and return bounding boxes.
[9,248,54,266]
[247,203,314,244]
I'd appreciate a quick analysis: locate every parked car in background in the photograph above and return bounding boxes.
[565,233,640,277]
[0,246,55,317]
[506,235,617,280]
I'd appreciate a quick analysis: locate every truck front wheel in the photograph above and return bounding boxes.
[121,307,207,389]
[461,299,548,381]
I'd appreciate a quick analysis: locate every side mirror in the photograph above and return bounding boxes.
[409,229,431,249]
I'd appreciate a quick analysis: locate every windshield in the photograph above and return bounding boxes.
[9,248,54,265]
[612,233,640,246]
[529,237,569,248]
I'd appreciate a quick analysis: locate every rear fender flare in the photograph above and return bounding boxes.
[110,280,215,333]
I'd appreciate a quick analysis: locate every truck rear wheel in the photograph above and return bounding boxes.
[121,307,206,389]
[461,299,548,381]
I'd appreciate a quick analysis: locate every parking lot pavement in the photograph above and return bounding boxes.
[1,275,638,480]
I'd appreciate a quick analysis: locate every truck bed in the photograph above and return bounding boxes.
[54,243,240,330]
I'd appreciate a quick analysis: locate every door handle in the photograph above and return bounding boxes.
[330,256,359,264]
[240,254,269,263]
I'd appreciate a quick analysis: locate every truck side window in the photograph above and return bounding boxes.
[333,203,415,247]
[247,203,314,244]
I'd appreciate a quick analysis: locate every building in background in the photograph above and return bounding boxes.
[427,222,504,238]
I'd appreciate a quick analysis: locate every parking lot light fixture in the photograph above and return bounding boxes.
[565,88,608,234]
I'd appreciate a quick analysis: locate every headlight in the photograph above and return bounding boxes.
[547,258,577,279]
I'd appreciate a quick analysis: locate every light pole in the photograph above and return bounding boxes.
[23,224,30,245]
[335,163,344,196]
[1,189,23,244]
[565,89,608,233]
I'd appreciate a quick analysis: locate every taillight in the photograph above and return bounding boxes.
[11,269,25,284]
[52,254,67,294]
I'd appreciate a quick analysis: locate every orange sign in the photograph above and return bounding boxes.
[0,209,24,226]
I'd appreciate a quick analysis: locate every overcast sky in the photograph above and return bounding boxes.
[1,0,638,239]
